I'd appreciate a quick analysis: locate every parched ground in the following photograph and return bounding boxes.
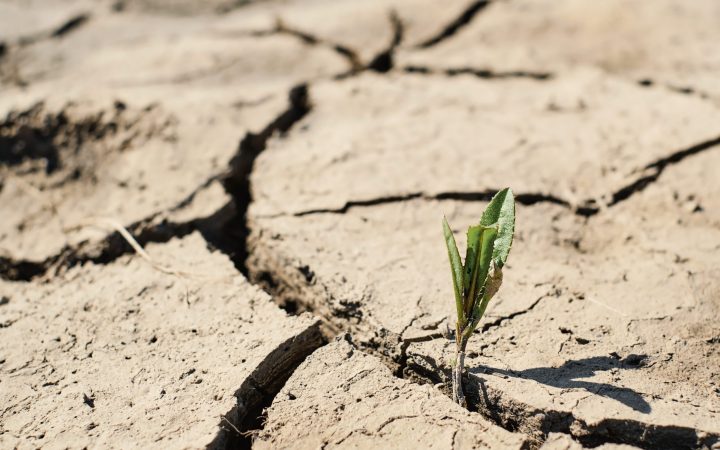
[1,1,719,449]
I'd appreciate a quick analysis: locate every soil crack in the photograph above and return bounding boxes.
[208,321,325,449]
[222,83,312,275]
[403,354,720,450]
[294,193,424,216]
[478,293,548,333]
[0,176,225,282]
[415,0,491,49]
[0,211,209,282]
[15,13,91,47]
[365,11,404,74]
[403,65,553,81]
[282,131,720,219]
[605,134,720,209]
[293,190,572,216]
[232,10,403,78]
[250,19,362,72]
[50,14,91,39]
[637,79,715,104]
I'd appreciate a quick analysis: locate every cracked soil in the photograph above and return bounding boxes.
[1,1,719,449]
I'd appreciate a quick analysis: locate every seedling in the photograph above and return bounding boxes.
[442,188,515,407]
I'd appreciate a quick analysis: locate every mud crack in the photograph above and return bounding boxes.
[222,84,312,275]
[415,0,491,48]
[0,201,225,282]
[208,322,325,449]
[478,293,548,333]
[50,14,91,39]
[365,11,404,74]
[637,79,715,104]
[233,10,403,78]
[403,65,553,81]
[246,19,362,72]
[16,13,91,47]
[404,355,719,450]
[605,134,720,209]
[293,190,571,217]
[0,257,46,282]
[286,131,720,219]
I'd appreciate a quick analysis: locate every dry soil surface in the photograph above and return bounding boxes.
[1,1,719,449]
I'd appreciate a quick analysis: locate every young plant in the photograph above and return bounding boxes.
[442,188,515,407]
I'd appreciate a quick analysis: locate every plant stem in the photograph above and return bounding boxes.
[452,333,469,407]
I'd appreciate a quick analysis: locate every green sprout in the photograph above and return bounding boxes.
[442,188,515,407]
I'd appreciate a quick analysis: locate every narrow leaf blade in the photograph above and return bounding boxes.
[480,188,516,267]
[442,217,465,323]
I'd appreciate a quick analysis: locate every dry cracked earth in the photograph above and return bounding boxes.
[1,0,719,449]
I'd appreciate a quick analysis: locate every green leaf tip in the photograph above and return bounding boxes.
[480,187,515,268]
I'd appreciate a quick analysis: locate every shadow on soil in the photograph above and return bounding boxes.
[471,354,651,413]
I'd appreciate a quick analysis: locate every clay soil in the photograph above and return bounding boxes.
[1,1,719,449]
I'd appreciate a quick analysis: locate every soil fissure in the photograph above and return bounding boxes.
[209,323,325,450]
[222,84,311,275]
[415,0,491,49]
[403,65,553,81]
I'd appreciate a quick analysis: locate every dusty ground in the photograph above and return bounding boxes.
[1,1,719,449]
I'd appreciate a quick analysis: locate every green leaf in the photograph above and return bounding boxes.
[465,225,497,317]
[442,217,465,324]
[480,187,516,267]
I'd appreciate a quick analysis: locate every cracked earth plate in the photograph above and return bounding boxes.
[247,73,720,445]
[250,70,720,217]
[250,190,720,447]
